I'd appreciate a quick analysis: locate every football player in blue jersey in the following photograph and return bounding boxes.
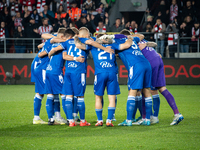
[49,27,114,126]
[31,43,48,124]
[107,30,153,126]
[89,34,133,127]
[39,28,70,125]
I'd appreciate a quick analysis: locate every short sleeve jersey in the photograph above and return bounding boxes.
[46,42,65,75]
[61,38,91,73]
[90,43,120,75]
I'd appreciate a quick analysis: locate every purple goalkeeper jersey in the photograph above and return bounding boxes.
[139,40,166,88]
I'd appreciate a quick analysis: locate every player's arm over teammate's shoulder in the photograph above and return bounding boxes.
[38,43,44,49]
[85,39,114,54]
[50,37,66,44]
[41,33,56,40]
[132,33,144,41]
[48,45,63,58]
[114,36,133,50]
[74,36,90,50]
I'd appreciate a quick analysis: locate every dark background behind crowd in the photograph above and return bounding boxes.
[0,0,199,57]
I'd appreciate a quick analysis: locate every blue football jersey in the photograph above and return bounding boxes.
[61,38,91,73]
[36,38,53,70]
[114,37,147,67]
[46,42,65,75]
[91,43,119,75]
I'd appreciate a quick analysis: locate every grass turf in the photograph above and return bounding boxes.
[0,85,199,150]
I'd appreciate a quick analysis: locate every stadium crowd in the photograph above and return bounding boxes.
[0,0,199,56]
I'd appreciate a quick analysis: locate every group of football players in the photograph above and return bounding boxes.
[31,27,184,127]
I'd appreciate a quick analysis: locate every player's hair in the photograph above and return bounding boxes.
[57,28,66,34]
[71,27,79,35]
[96,33,105,38]
[120,29,131,35]
[79,27,89,35]
[64,28,75,38]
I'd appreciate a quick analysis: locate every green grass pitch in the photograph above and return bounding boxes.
[0,85,200,150]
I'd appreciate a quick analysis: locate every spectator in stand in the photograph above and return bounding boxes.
[144,22,154,41]
[153,0,169,25]
[9,0,21,17]
[40,4,55,25]
[14,25,26,53]
[96,2,105,18]
[20,0,35,13]
[13,12,23,30]
[53,13,63,31]
[87,13,96,32]
[23,17,41,53]
[93,9,103,26]
[166,23,179,57]
[107,18,125,32]
[182,0,196,21]
[184,15,193,29]
[173,16,180,27]
[68,1,81,23]
[142,15,154,32]
[30,9,41,27]
[96,21,106,33]
[179,22,191,53]
[1,7,13,33]
[38,18,53,42]
[55,5,68,19]
[60,18,69,28]
[126,20,141,34]
[169,0,178,23]
[152,18,166,57]
[191,21,199,52]
[76,16,95,33]
[21,5,30,18]
[0,21,9,53]
[82,0,96,14]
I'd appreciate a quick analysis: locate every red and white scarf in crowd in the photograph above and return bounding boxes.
[22,0,33,12]
[10,2,18,15]
[80,0,83,9]
[168,33,178,45]
[36,0,41,13]
[40,0,46,12]
[60,0,63,5]
[170,4,178,22]
[0,28,5,41]
[38,25,53,42]
[154,23,162,39]
[129,26,137,34]
[14,18,23,28]
[96,26,106,33]
[66,0,70,12]
[191,27,199,41]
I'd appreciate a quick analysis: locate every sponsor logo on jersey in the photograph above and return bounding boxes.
[132,50,143,56]
[100,61,113,68]
[46,64,52,71]
[68,62,77,68]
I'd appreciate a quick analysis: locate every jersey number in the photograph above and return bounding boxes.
[68,46,81,57]
[98,48,112,60]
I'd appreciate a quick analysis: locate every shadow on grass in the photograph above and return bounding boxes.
[0,121,173,138]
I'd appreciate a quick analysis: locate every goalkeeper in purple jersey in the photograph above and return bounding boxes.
[137,40,184,125]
